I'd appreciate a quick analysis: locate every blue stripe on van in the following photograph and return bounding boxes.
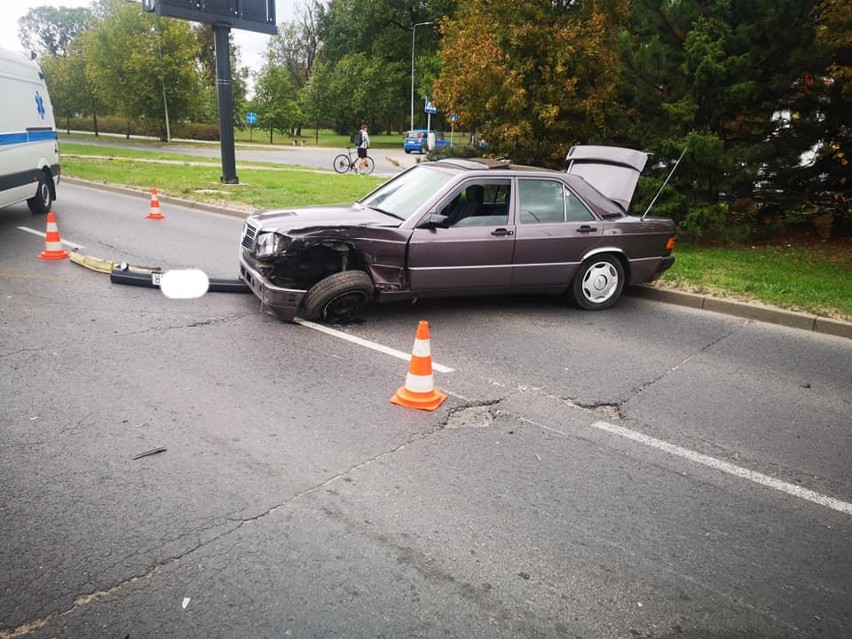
[0,130,58,146]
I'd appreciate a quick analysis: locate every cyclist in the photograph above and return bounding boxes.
[355,123,370,173]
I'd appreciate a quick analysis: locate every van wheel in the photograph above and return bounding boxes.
[27,173,52,215]
[301,271,374,323]
[571,255,625,310]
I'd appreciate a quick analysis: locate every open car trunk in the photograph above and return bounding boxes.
[565,145,648,214]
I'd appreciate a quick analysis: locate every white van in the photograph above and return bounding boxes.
[0,47,60,214]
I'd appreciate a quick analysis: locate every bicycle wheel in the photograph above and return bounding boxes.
[333,154,351,174]
[362,156,375,175]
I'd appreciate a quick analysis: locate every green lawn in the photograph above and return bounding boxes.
[62,144,383,209]
[660,242,851,320]
[60,142,851,321]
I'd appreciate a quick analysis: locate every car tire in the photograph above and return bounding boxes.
[571,255,625,310]
[405,149,411,154]
[27,172,52,215]
[301,271,374,323]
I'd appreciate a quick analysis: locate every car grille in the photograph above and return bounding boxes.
[241,221,258,251]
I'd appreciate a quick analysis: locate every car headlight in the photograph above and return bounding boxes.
[254,232,291,259]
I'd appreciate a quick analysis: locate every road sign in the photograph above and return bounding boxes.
[449,113,458,123]
[246,112,257,125]
[424,98,437,115]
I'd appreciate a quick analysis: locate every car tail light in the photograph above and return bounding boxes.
[665,236,676,251]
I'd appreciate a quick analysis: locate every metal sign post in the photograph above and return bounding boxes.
[214,25,237,183]
[424,98,437,149]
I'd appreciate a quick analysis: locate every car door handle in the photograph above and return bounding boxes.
[577,225,597,234]
[491,228,514,236]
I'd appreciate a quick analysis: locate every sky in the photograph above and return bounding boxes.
[0,0,296,73]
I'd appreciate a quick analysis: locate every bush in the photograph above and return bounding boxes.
[56,115,220,141]
[678,203,729,243]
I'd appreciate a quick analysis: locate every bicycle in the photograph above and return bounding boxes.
[333,147,374,175]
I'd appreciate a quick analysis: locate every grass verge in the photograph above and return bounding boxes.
[63,150,383,211]
[659,242,851,320]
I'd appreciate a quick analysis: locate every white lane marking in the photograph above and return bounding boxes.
[591,420,852,516]
[17,226,85,251]
[294,319,455,373]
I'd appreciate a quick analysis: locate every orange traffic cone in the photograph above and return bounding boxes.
[146,188,165,219]
[38,212,69,260]
[390,321,447,411]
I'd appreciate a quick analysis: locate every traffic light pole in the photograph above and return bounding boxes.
[214,24,238,184]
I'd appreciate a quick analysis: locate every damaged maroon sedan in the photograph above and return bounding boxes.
[238,145,676,323]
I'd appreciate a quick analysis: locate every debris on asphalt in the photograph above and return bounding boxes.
[131,447,167,460]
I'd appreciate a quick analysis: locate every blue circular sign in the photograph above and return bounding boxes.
[246,112,257,124]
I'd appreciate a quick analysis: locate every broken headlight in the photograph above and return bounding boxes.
[254,232,291,259]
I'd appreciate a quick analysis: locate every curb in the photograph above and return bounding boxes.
[62,177,851,340]
[627,285,852,340]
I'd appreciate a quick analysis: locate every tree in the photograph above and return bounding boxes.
[84,0,202,139]
[435,0,629,166]
[614,0,834,240]
[315,0,453,132]
[254,63,301,143]
[813,0,852,228]
[265,6,323,136]
[40,36,104,135]
[17,6,92,57]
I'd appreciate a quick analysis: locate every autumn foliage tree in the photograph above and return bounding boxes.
[434,0,629,166]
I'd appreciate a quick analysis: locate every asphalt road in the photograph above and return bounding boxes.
[1,184,850,639]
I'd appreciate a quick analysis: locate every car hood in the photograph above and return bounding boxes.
[565,145,648,213]
[250,204,402,234]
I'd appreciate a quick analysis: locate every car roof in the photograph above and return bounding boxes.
[433,157,559,173]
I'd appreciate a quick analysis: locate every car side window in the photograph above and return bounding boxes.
[519,179,595,224]
[565,187,595,222]
[519,179,564,224]
[441,180,511,227]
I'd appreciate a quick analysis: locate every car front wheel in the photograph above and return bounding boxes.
[27,172,52,215]
[571,255,625,310]
[301,271,374,323]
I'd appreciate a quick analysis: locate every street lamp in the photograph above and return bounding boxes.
[410,21,435,132]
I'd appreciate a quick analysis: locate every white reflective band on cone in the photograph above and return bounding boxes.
[404,373,435,393]
[411,339,431,358]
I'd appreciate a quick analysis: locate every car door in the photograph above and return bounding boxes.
[511,178,603,288]
[407,179,515,292]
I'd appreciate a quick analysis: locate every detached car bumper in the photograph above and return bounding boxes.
[239,254,306,322]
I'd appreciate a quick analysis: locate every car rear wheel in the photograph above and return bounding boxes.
[27,172,52,215]
[301,271,374,323]
[572,255,625,310]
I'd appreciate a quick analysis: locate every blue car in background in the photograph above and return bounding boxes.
[404,129,451,154]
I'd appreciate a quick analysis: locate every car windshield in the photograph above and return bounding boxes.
[361,165,456,220]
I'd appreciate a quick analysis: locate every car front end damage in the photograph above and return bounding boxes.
[238,209,409,322]
[239,219,307,322]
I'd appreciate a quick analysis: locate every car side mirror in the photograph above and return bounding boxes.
[419,213,450,229]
